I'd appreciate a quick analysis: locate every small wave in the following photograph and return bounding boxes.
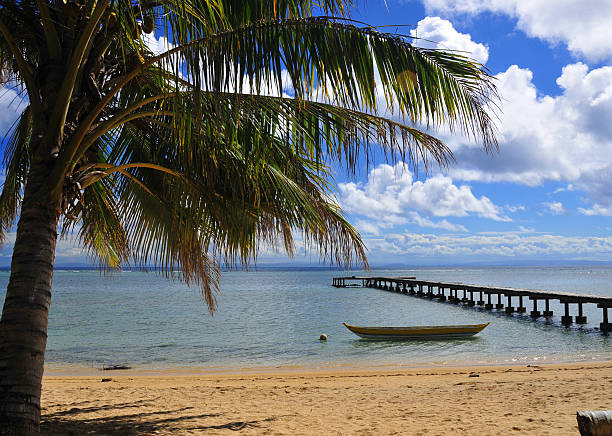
[153,343,178,349]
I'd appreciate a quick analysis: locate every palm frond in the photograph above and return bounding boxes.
[164,17,497,152]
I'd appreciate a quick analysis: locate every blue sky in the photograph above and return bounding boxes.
[2,0,612,267]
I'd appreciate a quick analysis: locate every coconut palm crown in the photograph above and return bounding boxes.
[0,0,497,433]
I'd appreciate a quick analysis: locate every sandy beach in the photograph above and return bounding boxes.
[40,361,612,435]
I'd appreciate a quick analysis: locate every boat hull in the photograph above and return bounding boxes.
[343,322,489,340]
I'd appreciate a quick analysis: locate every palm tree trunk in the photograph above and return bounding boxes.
[0,159,62,435]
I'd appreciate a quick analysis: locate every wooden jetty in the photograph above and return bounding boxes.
[332,276,612,334]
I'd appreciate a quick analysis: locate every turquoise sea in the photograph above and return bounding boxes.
[1,266,612,371]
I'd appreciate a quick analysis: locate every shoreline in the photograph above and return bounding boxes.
[42,361,612,435]
[43,359,612,379]
[44,353,612,377]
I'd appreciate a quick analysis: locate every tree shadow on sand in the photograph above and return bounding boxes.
[41,402,279,435]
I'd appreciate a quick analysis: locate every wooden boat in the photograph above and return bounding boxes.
[343,322,489,340]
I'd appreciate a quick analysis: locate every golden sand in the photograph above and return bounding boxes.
[41,361,612,435]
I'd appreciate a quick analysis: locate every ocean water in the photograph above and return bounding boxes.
[1,266,612,371]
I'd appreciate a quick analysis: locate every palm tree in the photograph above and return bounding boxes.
[0,0,497,433]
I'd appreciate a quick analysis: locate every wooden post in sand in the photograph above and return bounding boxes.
[577,410,612,435]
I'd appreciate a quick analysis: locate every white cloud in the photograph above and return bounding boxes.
[354,219,384,236]
[506,205,525,213]
[400,19,612,216]
[353,211,467,235]
[579,204,612,217]
[553,184,575,194]
[450,65,578,185]
[420,0,612,61]
[542,201,566,215]
[143,33,173,55]
[444,63,612,214]
[408,212,468,232]
[410,17,489,64]
[338,162,510,233]
[365,231,612,259]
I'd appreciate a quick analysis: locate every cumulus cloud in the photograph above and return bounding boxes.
[553,184,575,194]
[353,212,467,236]
[444,62,612,214]
[542,201,566,215]
[579,204,612,217]
[338,162,509,234]
[408,212,468,232]
[143,33,173,55]
[419,0,612,61]
[365,231,612,259]
[450,65,578,185]
[401,18,612,216]
[506,205,525,213]
[410,17,489,64]
[354,219,385,236]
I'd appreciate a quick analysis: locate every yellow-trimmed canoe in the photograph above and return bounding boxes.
[343,322,489,340]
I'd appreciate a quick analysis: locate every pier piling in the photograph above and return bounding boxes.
[599,305,610,335]
[485,292,493,310]
[505,295,514,314]
[517,296,526,313]
[561,302,573,326]
[543,299,553,317]
[530,298,541,318]
[576,303,587,324]
[495,294,504,310]
[468,291,476,306]
[439,287,446,302]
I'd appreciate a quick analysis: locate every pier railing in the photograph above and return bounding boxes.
[332,276,612,334]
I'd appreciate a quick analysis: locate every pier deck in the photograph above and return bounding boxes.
[332,276,612,334]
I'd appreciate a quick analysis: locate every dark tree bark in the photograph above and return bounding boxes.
[0,157,62,435]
